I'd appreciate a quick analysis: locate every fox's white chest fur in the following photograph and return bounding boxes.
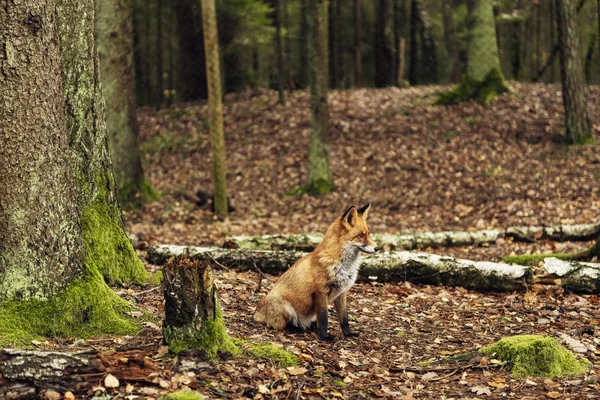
[328,245,361,301]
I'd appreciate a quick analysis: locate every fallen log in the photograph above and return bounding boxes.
[147,245,531,292]
[224,224,599,252]
[147,245,600,293]
[0,349,158,395]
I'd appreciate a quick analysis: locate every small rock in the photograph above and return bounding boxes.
[64,392,75,400]
[537,318,551,325]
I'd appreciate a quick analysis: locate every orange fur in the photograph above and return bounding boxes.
[253,203,378,339]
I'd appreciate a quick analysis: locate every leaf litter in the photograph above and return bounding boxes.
[6,84,600,399]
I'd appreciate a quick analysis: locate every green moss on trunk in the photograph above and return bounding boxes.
[480,335,590,377]
[82,174,147,284]
[0,266,138,347]
[502,253,574,266]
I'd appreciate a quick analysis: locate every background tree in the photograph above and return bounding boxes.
[276,0,286,103]
[375,0,393,87]
[556,0,593,143]
[436,0,509,104]
[96,0,157,207]
[0,0,146,344]
[202,0,229,218]
[354,0,362,86]
[305,0,334,195]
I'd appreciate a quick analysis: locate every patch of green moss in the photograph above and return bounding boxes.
[118,175,160,209]
[333,380,347,388]
[480,335,591,377]
[287,179,336,197]
[164,304,240,359]
[503,253,574,266]
[159,390,204,400]
[240,341,299,367]
[0,267,139,347]
[435,68,510,106]
[81,174,147,284]
[148,270,164,285]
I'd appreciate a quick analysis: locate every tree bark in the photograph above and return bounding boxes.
[162,256,238,357]
[556,0,593,144]
[96,0,153,206]
[0,0,146,344]
[300,0,309,88]
[276,0,285,103]
[375,0,393,87]
[148,246,600,293]
[155,0,163,107]
[201,0,229,218]
[353,0,362,86]
[307,0,334,195]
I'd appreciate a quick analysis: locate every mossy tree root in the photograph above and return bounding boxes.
[162,256,239,358]
[435,68,510,105]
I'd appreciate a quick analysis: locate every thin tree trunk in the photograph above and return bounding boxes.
[96,0,154,206]
[329,0,339,89]
[353,0,362,86]
[398,37,406,85]
[276,0,285,103]
[408,0,419,84]
[155,0,163,107]
[556,0,593,144]
[0,0,146,344]
[375,0,393,87]
[201,0,229,218]
[307,0,334,194]
[300,0,309,88]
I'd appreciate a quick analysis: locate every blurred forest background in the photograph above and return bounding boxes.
[132,0,600,104]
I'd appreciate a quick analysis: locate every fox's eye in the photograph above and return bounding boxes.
[358,233,365,239]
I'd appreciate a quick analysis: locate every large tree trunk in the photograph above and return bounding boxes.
[162,257,238,357]
[96,0,155,206]
[148,246,600,294]
[436,0,509,105]
[0,0,146,345]
[556,0,593,144]
[353,0,362,86]
[375,0,393,87]
[201,0,229,218]
[306,0,334,195]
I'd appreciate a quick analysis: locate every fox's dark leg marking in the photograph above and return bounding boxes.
[334,293,358,337]
[314,292,332,341]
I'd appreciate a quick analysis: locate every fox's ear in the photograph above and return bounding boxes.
[341,206,358,228]
[357,203,371,221]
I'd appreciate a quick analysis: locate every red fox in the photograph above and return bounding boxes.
[253,203,378,340]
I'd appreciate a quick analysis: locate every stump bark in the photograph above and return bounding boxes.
[162,256,238,358]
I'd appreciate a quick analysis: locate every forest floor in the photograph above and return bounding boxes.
[15,83,600,399]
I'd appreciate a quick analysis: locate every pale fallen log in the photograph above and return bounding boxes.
[147,245,531,291]
[147,245,600,293]
[225,224,599,251]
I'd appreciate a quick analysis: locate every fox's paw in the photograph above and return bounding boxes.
[343,331,359,338]
[318,334,336,342]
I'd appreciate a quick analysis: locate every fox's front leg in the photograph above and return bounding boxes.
[313,292,332,341]
[334,292,358,337]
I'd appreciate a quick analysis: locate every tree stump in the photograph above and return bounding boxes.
[162,256,238,358]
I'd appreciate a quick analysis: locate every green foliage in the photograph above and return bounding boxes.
[0,267,138,347]
[160,391,204,400]
[148,270,164,285]
[503,253,574,266]
[435,68,510,105]
[238,341,299,367]
[480,335,591,377]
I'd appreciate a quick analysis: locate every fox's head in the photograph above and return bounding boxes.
[340,203,379,254]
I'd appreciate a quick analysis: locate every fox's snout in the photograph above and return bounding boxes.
[357,239,379,253]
